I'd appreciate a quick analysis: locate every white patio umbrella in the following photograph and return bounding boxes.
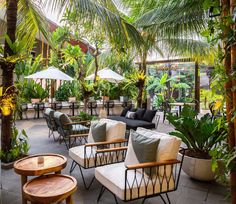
[25,66,74,81]
[85,68,124,83]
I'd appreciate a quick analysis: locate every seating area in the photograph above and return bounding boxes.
[1,1,235,203]
[1,116,229,204]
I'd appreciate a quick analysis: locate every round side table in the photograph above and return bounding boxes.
[14,153,67,204]
[23,174,77,204]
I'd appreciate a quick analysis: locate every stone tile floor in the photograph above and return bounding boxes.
[0,113,231,204]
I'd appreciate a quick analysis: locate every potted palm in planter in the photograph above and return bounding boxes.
[167,106,227,181]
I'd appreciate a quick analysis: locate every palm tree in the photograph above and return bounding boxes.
[0,0,142,154]
[119,0,212,108]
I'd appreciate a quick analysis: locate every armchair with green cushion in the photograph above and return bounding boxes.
[53,111,90,149]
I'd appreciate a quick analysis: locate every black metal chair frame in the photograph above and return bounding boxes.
[162,101,178,123]
[20,103,28,120]
[88,101,98,116]
[69,139,128,190]
[54,114,90,149]
[97,148,185,204]
[44,110,58,141]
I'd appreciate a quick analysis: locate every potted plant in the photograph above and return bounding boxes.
[167,105,227,181]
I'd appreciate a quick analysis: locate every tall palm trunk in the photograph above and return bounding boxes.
[137,51,147,108]
[1,0,18,153]
[222,0,236,203]
[93,43,99,84]
[230,0,236,202]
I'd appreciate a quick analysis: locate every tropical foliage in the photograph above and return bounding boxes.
[167,105,227,159]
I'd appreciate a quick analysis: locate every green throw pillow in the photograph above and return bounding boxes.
[91,122,106,143]
[131,130,160,177]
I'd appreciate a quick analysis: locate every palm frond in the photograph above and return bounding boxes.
[68,0,143,49]
[136,0,206,38]
[17,0,51,50]
[159,38,216,63]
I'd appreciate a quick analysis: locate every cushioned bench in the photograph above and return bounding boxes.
[108,116,156,130]
[108,108,159,130]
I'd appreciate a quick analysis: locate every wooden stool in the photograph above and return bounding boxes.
[23,174,77,204]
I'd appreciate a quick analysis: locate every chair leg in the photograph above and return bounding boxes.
[142,197,147,204]
[78,165,95,190]
[166,193,171,204]
[97,186,106,202]
[160,194,167,204]
[62,137,69,150]
[69,160,77,174]
[113,193,118,204]
[163,112,166,123]
[48,129,51,138]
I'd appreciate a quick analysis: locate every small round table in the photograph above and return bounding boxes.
[23,174,77,204]
[14,153,67,204]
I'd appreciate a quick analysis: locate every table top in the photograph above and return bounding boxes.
[23,174,77,202]
[169,102,195,106]
[14,153,67,176]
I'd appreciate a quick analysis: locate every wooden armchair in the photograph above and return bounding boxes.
[53,112,90,149]
[95,127,184,204]
[69,119,127,189]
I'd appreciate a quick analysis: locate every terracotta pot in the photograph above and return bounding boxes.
[178,152,215,181]
[102,96,109,101]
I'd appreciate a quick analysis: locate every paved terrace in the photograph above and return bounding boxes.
[0,112,231,204]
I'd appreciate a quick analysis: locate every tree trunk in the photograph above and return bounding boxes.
[194,61,200,112]
[93,43,99,84]
[222,0,236,203]
[137,51,147,108]
[230,0,236,202]
[1,0,18,153]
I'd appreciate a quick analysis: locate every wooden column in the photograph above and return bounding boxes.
[194,61,200,112]
[229,0,236,203]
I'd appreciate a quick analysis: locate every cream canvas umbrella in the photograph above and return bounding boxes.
[85,68,124,83]
[25,66,74,81]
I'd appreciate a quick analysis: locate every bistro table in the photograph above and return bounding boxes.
[169,102,196,113]
[14,153,67,204]
[33,102,44,119]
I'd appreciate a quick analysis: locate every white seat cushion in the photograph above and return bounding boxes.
[88,119,126,143]
[69,145,124,168]
[95,162,175,201]
[69,145,96,168]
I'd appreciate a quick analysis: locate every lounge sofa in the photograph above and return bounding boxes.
[108,108,159,130]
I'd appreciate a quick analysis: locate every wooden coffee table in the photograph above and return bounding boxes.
[14,153,67,204]
[23,174,77,204]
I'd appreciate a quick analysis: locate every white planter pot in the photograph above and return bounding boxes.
[178,152,215,181]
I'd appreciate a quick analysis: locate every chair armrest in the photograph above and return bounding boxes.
[85,139,127,147]
[64,120,91,126]
[126,159,180,170]
[96,146,127,153]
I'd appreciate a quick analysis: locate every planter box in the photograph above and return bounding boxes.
[1,161,15,170]
[1,154,28,170]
